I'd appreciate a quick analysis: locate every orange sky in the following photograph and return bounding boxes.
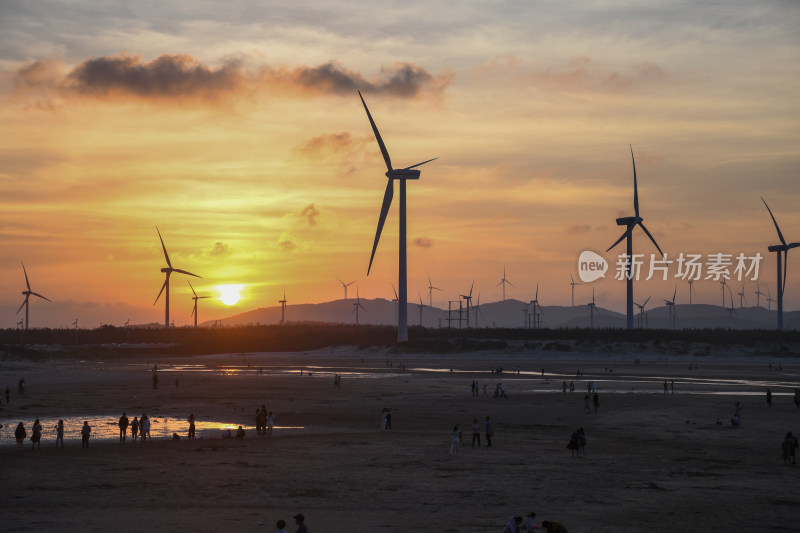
[1,1,798,327]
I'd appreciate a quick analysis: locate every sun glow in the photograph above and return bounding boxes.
[218,285,243,306]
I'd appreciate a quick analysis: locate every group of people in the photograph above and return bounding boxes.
[255,405,276,436]
[117,413,152,442]
[13,419,92,449]
[502,512,567,533]
[451,416,493,453]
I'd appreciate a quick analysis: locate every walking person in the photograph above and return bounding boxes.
[131,416,139,442]
[81,421,91,448]
[293,513,309,533]
[592,392,600,413]
[55,419,64,448]
[188,413,196,440]
[140,414,150,441]
[31,418,42,450]
[471,418,481,447]
[119,412,129,442]
[15,422,26,447]
[267,411,274,436]
[449,424,460,454]
[583,394,591,414]
[766,388,772,407]
[782,432,798,465]
[663,380,668,394]
[485,416,493,447]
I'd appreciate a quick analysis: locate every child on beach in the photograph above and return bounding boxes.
[450,425,460,454]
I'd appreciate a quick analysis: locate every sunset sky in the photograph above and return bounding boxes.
[1,0,798,328]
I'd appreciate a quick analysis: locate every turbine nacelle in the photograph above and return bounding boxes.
[616,216,642,226]
[386,169,421,180]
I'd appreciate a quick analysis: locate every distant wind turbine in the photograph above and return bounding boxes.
[588,287,597,329]
[754,282,766,309]
[17,262,51,330]
[391,283,399,326]
[766,286,775,311]
[737,282,747,309]
[427,273,441,308]
[460,282,474,328]
[529,284,543,329]
[606,146,664,330]
[635,296,651,329]
[337,277,356,300]
[569,273,582,307]
[719,279,730,308]
[153,227,201,328]
[360,92,436,343]
[473,293,484,328]
[687,279,695,305]
[279,291,287,325]
[664,286,677,329]
[416,293,424,327]
[762,198,799,331]
[497,265,514,301]
[353,288,366,325]
[188,280,210,328]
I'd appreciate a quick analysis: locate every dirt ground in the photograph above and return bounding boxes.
[1,350,799,532]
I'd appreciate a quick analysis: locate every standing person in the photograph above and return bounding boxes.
[583,394,591,414]
[131,416,139,442]
[55,419,64,448]
[663,380,668,395]
[782,432,798,465]
[449,425,460,454]
[140,414,150,441]
[275,519,287,533]
[671,380,675,394]
[267,411,274,436]
[503,516,523,533]
[381,408,389,431]
[471,418,481,448]
[293,513,308,533]
[766,388,772,407]
[569,381,575,393]
[485,416,493,447]
[541,520,569,533]
[81,421,91,448]
[188,413,196,440]
[562,381,567,393]
[385,408,392,430]
[592,392,600,413]
[255,408,262,436]
[119,412,129,442]
[522,512,538,532]
[15,422,26,447]
[31,418,42,450]
[794,389,800,409]
[5,385,9,403]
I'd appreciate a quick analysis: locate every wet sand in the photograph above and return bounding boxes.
[1,349,799,532]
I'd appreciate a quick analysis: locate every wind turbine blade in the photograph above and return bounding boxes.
[358,91,392,172]
[535,283,539,300]
[392,283,398,300]
[638,222,664,257]
[469,281,474,298]
[153,279,168,305]
[643,296,651,307]
[173,269,201,278]
[337,277,344,286]
[191,305,196,318]
[630,145,639,218]
[16,297,27,315]
[156,227,172,268]
[672,286,677,303]
[30,292,51,302]
[506,280,515,288]
[607,227,631,252]
[188,280,198,297]
[403,157,438,170]
[761,198,787,246]
[21,262,31,291]
[367,179,394,275]
[783,250,788,293]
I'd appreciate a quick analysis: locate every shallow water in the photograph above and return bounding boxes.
[0,415,303,447]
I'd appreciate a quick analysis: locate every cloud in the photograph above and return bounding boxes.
[293,132,370,159]
[203,242,231,257]
[566,224,592,235]
[7,54,452,104]
[300,204,319,225]
[414,237,433,248]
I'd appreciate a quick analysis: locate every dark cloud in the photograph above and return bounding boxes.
[9,55,452,104]
[414,237,433,248]
[278,239,296,251]
[204,242,231,256]
[300,204,319,225]
[294,132,359,159]
[566,224,592,235]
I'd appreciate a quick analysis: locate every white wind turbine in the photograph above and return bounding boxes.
[497,265,514,301]
[360,91,437,343]
[754,282,766,308]
[16,262,51,330]
[687,279,696,305]
[337,277,356,300]
[460,281,474,329]
[473,293,484,328]
[635,296,651,329]
[569,273,582,307]
[427,273,441,308]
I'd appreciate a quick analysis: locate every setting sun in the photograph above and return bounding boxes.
[218,285,243,306]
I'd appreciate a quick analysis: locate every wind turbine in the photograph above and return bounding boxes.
[569,273,582,307]
[188,280,210,328]
[391,283,399,326]
[460,282,474,328]
[473,293,484,328]
[635,296,651,329]
[719,279,730,308]
[726,289,738,328]
[687,279,695,305]
[337,277,356,300]
[353,288,366,325]
[279,291,287,325]
[360,91,437,343]
[606,146,664,330]
[416,293,425,327]
[427,273,441,308]
[497,265,514,301]
[766,286,775,311]
[737,282,747,309]
[754,282,766,308]
[664,286,677,329]
[16,262,51,330]
[588,287,597,328]
[762,198,799,331]
[529,284,543,328]
[153,227,201,328]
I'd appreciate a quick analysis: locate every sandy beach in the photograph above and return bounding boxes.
[1,348,799,532]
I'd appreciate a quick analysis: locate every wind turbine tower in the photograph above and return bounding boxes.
[426,273,441,308]
[360,91,437,343]
[188,281,211,328]
[529,284,543,328]
[497,265,515,301]
[569,273,582,307]
[687,279,695,305]
[460,282,474,329]
[606,146,665,330]
[353,289,366,325]
[762,198,799,331]
[635,296,651,329]
[279,291,288,325]
[588,288,597,329]
[755,282,766,308]
[664,286,677,329]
